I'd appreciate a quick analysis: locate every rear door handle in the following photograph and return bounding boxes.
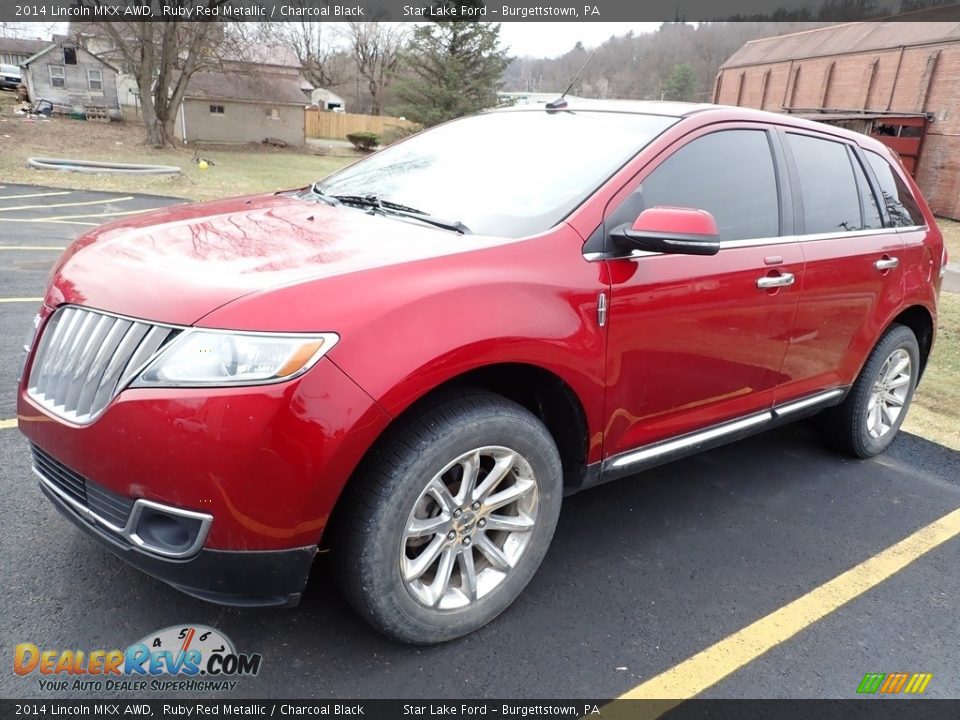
[875,257,899,271]
[756,273,795,289]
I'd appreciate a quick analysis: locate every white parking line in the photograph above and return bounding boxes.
[0,191,72,201]
[0,298,43,303]
[0,207,157,223]
[0,197,134,213]
[0,219,100,226]
[0,246,67,250]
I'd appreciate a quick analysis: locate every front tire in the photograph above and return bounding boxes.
[334,390,563,644]
[821,324,920,458]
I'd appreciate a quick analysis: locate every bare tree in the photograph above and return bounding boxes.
[89,21,231,147]
[348,22,405,116]
[279,21,346,90]
[501,21,829,104]
[0,21,60,39]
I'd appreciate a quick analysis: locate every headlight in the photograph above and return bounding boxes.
[132,330,339,387]
[24,312,42,353]
[18,313,42,383]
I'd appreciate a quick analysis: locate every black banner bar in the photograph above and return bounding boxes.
[2,700,960,720]
[1,0,960,23]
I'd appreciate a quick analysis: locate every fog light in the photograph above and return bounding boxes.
[128,500,212,558]
[136,509,196,549]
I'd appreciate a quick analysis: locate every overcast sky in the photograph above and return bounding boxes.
[498,22,663,58]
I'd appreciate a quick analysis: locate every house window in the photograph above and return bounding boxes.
[210,105,225,115]
[49,65,65,88]
[63,47,77,65]
[87,69,102,91]
[266,107,280,120]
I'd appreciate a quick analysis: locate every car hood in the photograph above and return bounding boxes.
[47,193,510,326]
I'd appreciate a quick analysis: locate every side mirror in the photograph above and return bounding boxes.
[611,206,721,256]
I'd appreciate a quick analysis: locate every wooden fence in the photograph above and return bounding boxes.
[305,109,420,140]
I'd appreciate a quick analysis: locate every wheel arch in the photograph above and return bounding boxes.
[322,362,591,545]
[444,363,591,484]
[890,304,935,378]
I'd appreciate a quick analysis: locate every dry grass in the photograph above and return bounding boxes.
[0,92,355,202]
[902,291,960,451]
[937,217,960,265]
[901,218,959,449]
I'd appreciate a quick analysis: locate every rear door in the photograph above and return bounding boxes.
[862,148,935,308]
[601,125,804,455]
[775,130,905,401]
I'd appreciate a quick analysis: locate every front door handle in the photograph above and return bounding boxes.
[875,256,899,271]
[756,272,795,289]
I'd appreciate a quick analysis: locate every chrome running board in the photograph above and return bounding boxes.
[582,388,848,488]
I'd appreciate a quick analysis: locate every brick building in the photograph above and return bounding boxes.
[714,20,960,220]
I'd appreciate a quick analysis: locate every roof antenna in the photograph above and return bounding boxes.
[546,50,596,111]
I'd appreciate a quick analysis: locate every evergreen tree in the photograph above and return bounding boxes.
[395,3,511,126]
[660,62,699,102]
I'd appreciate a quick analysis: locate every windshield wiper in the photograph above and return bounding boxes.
[305,183,341,206]
[331,194,471,235]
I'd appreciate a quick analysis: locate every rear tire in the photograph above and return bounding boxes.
[820,324,920,458]
[333,390,563,644]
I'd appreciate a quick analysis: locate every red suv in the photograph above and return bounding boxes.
[19,102,945,643]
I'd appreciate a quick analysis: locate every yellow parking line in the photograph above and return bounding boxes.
[0,196,133,213]
[0,419,17,430]
[0,191,72,201]
[617,506,960,706]
[0,298,43,303]
[0,246,67,250]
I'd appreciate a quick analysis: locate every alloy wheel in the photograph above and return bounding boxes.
[400,446,539,610]
[866,348,912,439]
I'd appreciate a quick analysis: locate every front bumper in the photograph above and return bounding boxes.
[19,356,391,551]
[40,477,317,607]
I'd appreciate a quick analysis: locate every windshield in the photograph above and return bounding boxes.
[314,110,677,238]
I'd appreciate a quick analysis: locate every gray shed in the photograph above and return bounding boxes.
[175,71,306,147]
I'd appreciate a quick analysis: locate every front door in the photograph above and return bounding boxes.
[601,126,803,457]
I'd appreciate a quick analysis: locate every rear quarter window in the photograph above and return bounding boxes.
[864,151,925,227]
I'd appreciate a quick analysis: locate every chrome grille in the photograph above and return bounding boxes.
[27,306,179,425]
[31,444,135,529]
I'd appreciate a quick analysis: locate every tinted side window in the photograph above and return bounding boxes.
[865,151,925,227]
[609,130,780,242]
[852,154,883,230]
[787,134,863,234]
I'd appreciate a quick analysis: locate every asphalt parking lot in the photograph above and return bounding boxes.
[2,183,959,702]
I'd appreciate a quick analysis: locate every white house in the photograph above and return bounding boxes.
[310,87,346,112]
